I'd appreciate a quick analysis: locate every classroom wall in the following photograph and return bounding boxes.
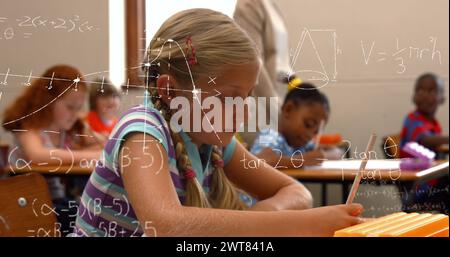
[276,0,449,211]
[2,0,447,152]
[277,0,449,157]
[1,0,448,215]
[0,0,110,144]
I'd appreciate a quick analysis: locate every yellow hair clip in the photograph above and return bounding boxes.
[288,77,302,91]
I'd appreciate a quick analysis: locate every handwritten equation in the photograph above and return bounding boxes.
[5,131,166,176]
[289,28,445,86]
[361,37,442,74]
[22,197,157,237]
[0,15,100,40]
[357,180,449,217]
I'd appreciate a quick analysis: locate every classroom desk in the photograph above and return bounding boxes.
[4,160,449,208]
[438,144,449,153]
[280,160,449,206]
[437,144,449,160]
[6,165,94,176]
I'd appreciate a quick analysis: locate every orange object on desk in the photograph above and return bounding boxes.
[318,134,342,145]
[334,212,449,237]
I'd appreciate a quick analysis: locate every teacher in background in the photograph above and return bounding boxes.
[234,0,301,147]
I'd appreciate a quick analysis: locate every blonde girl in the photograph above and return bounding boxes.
[74,9,362,237]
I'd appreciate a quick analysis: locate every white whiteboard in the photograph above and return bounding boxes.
[277,0,449,156]
[278,0,449,87]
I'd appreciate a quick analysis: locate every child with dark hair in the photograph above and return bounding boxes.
[251,83,332,168]
[400,73,448,214]
[400,73,448,157]
[85,77,121,137]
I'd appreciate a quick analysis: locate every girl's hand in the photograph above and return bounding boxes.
[304,204,364,236]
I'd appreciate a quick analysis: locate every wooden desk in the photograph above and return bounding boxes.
[6,165,94,176]
[280,160,449,206]
[437,144,449,154]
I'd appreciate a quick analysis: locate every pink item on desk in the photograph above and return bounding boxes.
[400,142,435,171]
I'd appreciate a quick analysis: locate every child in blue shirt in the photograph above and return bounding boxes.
[251,83,331,168]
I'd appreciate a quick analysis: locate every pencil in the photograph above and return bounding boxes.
[346,133,377,205]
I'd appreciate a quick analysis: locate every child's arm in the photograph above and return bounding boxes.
[419,135,449,150]
[121,133,363,236]
[225,142,313,211]
[254,147,324,169]
[15,131,101,165]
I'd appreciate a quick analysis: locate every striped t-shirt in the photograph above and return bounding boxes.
[74,99,237,237]
[400,110,442,158]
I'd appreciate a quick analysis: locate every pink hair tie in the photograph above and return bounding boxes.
[186,35,198,66]
[214,159,224,168]
[184,168,196,179]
